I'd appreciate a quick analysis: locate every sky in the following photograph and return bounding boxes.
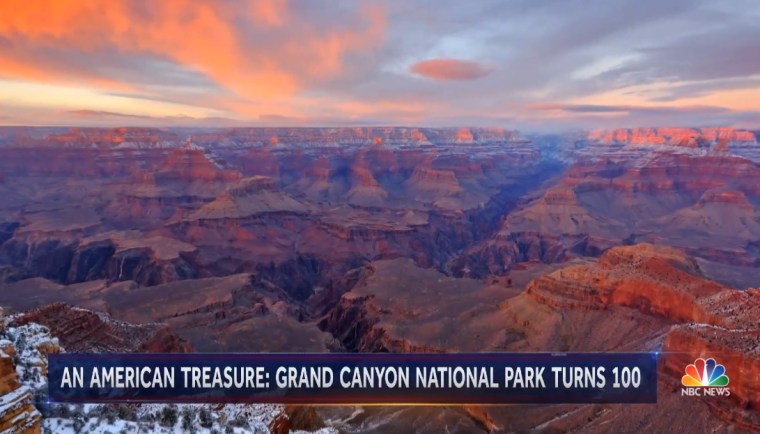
[0,0,759,131]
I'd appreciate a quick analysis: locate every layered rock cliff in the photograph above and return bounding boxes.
[1,125,760,432]
[9,303,193,353]
[588,127,756,147]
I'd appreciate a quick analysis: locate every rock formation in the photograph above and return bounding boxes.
[9,303,193,353]
[0,126,759,432]
[588,127,756,148]
[0,310,41,434]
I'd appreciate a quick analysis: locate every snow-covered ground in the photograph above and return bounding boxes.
[1,318,338,434]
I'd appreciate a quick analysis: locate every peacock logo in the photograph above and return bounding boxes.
[681,358,729,387]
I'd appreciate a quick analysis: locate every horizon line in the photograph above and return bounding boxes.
[0,124,758,132]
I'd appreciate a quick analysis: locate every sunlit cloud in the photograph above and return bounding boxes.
[0,80,223,118]
[409,59,493,81]
[0,0,758,129]
[0,0,386,119]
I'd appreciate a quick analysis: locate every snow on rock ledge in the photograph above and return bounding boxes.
[0,307,338,434]
[0,310,42,434]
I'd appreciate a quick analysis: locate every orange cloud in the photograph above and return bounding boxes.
[409,59,494,81]
[0,0,387,108]
[299,5,386,78]
[0,56,137,93]
[250,0,288,27]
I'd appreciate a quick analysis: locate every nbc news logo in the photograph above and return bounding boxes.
[680,358,731,397]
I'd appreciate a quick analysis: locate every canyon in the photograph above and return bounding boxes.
[0,126,759,433]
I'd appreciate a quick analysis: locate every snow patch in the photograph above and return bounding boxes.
[1,317,338,434]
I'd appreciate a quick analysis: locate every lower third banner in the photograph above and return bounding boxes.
[47,352,658,404]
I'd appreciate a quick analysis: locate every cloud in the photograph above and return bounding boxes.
[53,109,242,127]
[0,0,387,108]
[531,104,631,113]
[531,103,741,116]
[604,24,760,87]
[409,59,493,80]
[66,110,151,119]
[520,102,760,131]
[0,0,759,128]
[645,77,760,102]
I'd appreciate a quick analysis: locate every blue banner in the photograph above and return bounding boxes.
[48,353,657,404]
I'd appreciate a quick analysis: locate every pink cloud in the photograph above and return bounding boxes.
[409,59,493,81]
[0,0,387,103]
